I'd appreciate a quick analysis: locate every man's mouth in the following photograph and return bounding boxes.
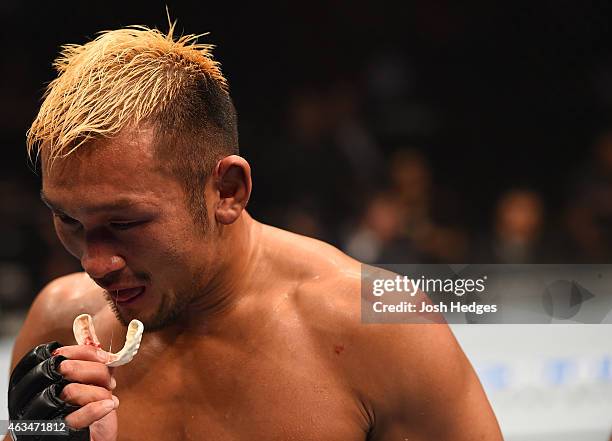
[109,286,146,304]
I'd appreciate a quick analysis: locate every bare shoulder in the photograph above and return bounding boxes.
[274,230,501,439]
[28,272,104,321]
[261,224,365,339]
[10,272,106,369]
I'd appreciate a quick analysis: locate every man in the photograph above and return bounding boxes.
[4,23,503,440]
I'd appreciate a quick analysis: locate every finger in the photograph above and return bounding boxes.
[9,356,64,414]
[58,360,113,389]
[10,342,62,388]
[53,345,112,364]
[60,383,113,406]
[64,397,119,430]
[108,366,117,389]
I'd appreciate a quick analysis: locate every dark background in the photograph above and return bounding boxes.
[3,0,612,320]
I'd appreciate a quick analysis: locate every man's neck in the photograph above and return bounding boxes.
[167,212,264,335]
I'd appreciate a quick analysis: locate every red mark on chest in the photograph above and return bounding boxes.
[334,344,345,355]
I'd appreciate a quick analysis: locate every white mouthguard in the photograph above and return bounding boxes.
[73,313,144,367]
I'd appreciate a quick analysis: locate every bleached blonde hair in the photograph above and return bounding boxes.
[28,21,235,163]
[27,21,239,224]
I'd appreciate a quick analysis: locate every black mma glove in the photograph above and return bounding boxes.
[7,342,89,441]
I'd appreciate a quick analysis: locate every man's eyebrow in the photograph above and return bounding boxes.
[39,190,149,214]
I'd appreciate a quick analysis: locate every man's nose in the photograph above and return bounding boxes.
[80,244,126,279]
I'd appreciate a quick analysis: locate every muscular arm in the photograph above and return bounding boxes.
[9,275,84,366]
[2,273,103,441]
[362,323,502,440]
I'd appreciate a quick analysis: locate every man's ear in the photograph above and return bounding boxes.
[213,155,252,225]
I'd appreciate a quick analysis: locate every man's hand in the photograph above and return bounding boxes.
[53,344,119,440]
[8,342,119,441]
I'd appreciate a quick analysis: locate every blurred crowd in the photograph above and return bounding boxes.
[272,125,612,267]
[251,68,612,268]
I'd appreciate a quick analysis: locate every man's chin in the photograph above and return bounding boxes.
[105,295,153,328]
[108,297,184,332]
[109,307,161,330]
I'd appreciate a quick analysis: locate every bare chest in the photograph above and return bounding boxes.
[110,334,368,441]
